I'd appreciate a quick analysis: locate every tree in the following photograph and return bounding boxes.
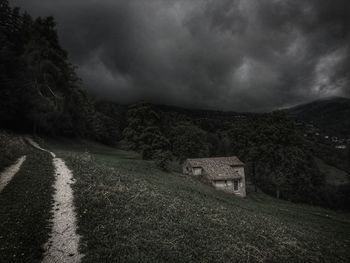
[246,147,259,192]
[226,111,323,202]
[0,2,117,140]
[171,122,209,161]
[153,150,172,170]
[123,103,171,168]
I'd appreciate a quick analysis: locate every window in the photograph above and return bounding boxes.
[233,180,239,191]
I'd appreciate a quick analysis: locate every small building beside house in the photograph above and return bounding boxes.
[183,156,246,197]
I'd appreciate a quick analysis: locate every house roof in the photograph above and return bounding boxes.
[186,156,244,167]
[185,156,244,180]
[204,165,241,180]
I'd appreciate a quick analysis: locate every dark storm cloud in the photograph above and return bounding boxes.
[11,0,350,111]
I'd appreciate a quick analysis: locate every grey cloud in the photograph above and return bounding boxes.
[11,0,350,111]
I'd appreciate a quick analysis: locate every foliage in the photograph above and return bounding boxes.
[288,97,350,137]
[170,121,209,161]
[61,144,350,263]
[153,149,172,170]
[0,1,121,143]
[0,130,29,171]
[224,112,324,202]
[1,0,347,209]
[121,105,341,208]
[123,102,171,168]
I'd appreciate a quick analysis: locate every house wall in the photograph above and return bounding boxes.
[213,180,235,193]
[182,162,202,176]
[232,166,246,197]
[192,167,202,176]
[213,178,245,197]
[239,173,246,197]
[232,166,244,177]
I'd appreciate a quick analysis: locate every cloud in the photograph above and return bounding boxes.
[11,0,350,111]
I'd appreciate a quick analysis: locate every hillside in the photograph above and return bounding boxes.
[1,1,349,262]
[288,97,350,137]
[1,133,350,262]
[315,157,349,186]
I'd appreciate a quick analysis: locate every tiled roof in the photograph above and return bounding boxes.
[185,156,244,180]
[187,156,244,167]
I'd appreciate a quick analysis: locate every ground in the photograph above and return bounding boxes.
[0,135,350,262]
[315,157,350,186]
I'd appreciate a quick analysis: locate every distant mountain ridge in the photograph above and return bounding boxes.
[287,97,350,137]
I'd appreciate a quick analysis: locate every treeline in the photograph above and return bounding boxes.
[0,1,123,143]
[122,102,350,210]
[122,104,323,200]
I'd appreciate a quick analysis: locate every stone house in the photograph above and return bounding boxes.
[183,156,246,197]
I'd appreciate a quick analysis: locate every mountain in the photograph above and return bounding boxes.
[287,97,350,138]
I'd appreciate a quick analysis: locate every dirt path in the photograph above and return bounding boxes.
[0,156,26,193]
[26,138,82,262]
[26,137,56,158]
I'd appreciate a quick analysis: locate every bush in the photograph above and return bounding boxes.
[0,130,28,171]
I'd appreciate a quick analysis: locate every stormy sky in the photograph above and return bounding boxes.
[12,0,350,111]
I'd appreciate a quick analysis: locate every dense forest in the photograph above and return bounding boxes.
[0,1,349,210]
[122,104,332,204]
[0,0,123,143]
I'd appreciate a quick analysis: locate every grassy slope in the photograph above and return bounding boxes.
[315,157,349,186]
[288,97,350,137]
[0,148,55,263]
[47,139,350,263]
[308,140,350,174]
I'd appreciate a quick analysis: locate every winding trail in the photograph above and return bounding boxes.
[0,156,27,193]
[26,138,83,263]
[26,138,56,158]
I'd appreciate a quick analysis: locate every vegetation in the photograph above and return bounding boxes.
[0,130,28,171]
[45,141,350,263]
[315,158,349,186]
[122,103,172,169]
[226,112,323,203]
[1,1,349,262]
[0,0,122,142]
[307,140,350,174]
[122,104,332,207]
[170,121,209,162]
[121,103,350,210]
[1,0,348,210]
[288,97,350,138]
[314,158,350,210]
[0,147,54,262]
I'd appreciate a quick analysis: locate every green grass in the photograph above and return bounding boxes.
[0,149,55,263]
[315,157,349,186]
[47,140,350,263]
[44,137,140,160]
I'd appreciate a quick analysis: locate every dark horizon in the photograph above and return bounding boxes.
[95,95,350,114]
[11,0,350,112]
